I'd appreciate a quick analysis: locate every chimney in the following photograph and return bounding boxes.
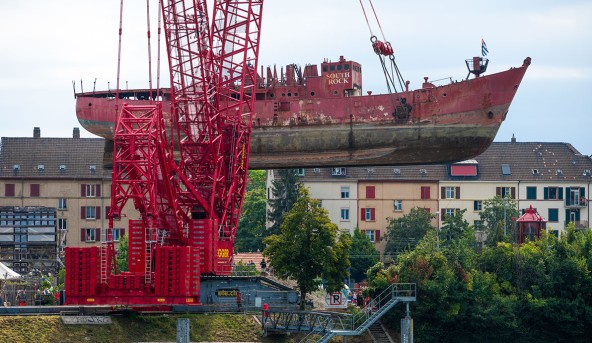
[73,127,80,139]
[33,127,41,138]
[511,134,516,143]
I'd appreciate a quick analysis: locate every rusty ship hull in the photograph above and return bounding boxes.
[76,56,530,169]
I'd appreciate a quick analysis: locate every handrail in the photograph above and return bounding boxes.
[261,283,416,343]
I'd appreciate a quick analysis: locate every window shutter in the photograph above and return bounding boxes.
[455,187,460,199]
[425,187,431,199]
[370,208,376,221]
[81,184,86,197]
[366,186,375,199]
[496,187,501,197]
[96,184,101,197]
[81,206,85,219]
[544,187,549,199]
[425,208,431,213]
[441,187,445,199]
[121,229,126,238]
[441,210,446,220]
[80,229,86,242]
[360,208,366,221]
[511,187,516,199]
[375,230,380,242]
[30,184,40,197]
[95,228,101,242]
[565,209,570,224]
[559,188,563,200]
[565,188,571,206]
[5,184,15,197]
[96,207,101,219]
[575,210,581,221]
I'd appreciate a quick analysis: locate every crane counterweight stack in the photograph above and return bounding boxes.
[65,0,264,306]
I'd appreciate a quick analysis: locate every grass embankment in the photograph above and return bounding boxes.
[0,314,264,343]
[0,313,375,343]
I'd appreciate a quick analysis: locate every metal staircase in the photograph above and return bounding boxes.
[262,283,416,343]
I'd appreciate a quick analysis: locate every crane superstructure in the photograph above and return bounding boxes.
[65,0,264,306]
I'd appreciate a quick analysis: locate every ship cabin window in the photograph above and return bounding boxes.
[337,65,342,71]
[330,65,335,71]
[322,66,328,72]
[344,64,350,71]
[255,92,266,101]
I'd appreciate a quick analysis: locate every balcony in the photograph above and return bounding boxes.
[565,197,588,208]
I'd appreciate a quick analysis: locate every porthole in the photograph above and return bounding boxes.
[337,65,342,71]
[310,91,315,96]
[344,64,350,70]
[287,92,292,97]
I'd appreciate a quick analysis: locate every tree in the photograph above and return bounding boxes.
[349,228,379,283]
[236,170,267,252]
[383,207,434,258]
[116,234,128,273]
[263,187,351,310]
[479,195,519,247]
[267,169,302,235]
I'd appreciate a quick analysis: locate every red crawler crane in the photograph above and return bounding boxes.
[65,0,264,306]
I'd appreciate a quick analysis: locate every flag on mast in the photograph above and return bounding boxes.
[481,38,489,56]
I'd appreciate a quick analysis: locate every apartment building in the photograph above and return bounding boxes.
[290,140,591,254]
[0,128,138,273]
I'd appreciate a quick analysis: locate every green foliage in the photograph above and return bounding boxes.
[367,212,592,342]
[116,234,129,273]
[267,169,302,235]
[263,187,350,310]
[231,260,258,276]
[384,207,434,257]
[479,195,519,247]
[236,170,268,252]
[349,228,379,283]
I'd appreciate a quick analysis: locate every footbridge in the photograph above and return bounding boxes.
[261,283,416,343]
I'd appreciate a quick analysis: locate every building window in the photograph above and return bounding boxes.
[420,186,430,200]
[86,207,96,219]
[442,208,457,220]
[81,184,101,197]
[58,218,67,231]
[496,186,516,199]
[340,186,350,199]
[526,187,537,200]
[331,167,347,176]
[441,186,460,199]
[548,208,559,222]
[361,208,376,221]
[4,184,15,197]
[81,228,100,242]
[364,230,381,242]
[566,187,585,206]
[340,208,350,221]
[474,201,482,211]
[366,186,375,199]
[394,200,403,211]
[30,184,40,197]
[543,187,562,200]
[81,206,101,220]
[58,198,67,210]
[296,168,305,176]
[110,228,125,241]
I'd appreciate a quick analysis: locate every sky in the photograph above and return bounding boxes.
[0,0,590,156]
